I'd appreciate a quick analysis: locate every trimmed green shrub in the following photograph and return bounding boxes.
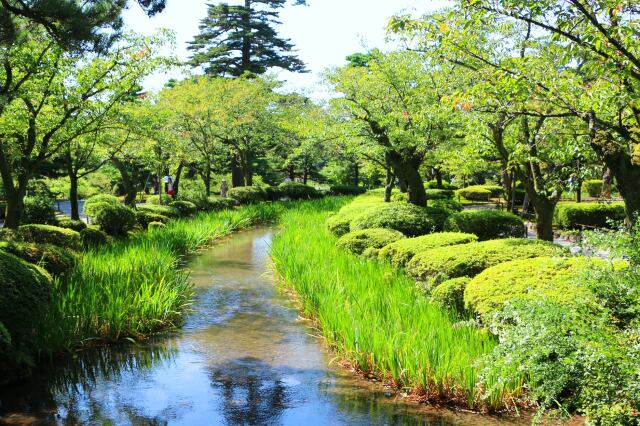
[336,228,405,255]
[21,196,57,225]
[228,186,268,204]
[430,199,463,212]
[379,232,479,267]
[137,204,180,218]
[424,205,455,232]
[83,194,119,218]
[15,224,81,251]
[93,204,137,236]
[148,221,166,230]
[351,203,435,237]
[0,251,52,382]
[0,241,77,276]
[481,185,504,198]
[278,182,319,200]
[425,189,454,200]
[407,238,568,286]
[431,277,471,315]
[135,211,171,229]
[56,217,87,232]
[146,194,173,205]
[80,227,107,249]
[425,180,455,190]
[456,186,492,201]
[265,186,284,201]
[554,202,625,229]
[326,202,380,236]
[465,256,599,321]
[169,200,197,217]
[205,196,238,211]
[444,209,525,241]
[330,185,366,195]
[582,179,603,198]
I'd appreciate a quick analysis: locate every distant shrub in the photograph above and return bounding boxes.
[228,186,268,204]
[169,200,197,217]
[326,201,380,236]
[444,209,525,240]
[336,228,405,255]
[481,185,505,198]
[278,182,319,200]
[135,211,170,229]
[146,194,173,205]
[456,186,492,201]
[137,204,180,218]
[56,217,87,232]
[425,180,455,190]
[430,199,463,212]
[148,221,166,230]
[265,186,284,201]
[425,189,454,200]
[205,196,238,211]
[15,224,81,251]
[407,238,568,286]
[84,194,119,218]
[465,257,599,321]
[554,202,625,229]
[80,227,107,249]
[0,241,77,276]
[378,232,478,267]
[351,203,435,237]
[431,277,471,315]
[93,204,136,236]
[21,196,57,225]
[330,185,366,196]
[582,180,603,198]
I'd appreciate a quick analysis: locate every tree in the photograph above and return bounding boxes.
[187,0,307,77]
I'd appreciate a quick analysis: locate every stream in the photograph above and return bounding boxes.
[0,228,526,426]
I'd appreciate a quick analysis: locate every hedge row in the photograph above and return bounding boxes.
[378,232,478,267]
[336,228,405,256]
[554,202,625,229]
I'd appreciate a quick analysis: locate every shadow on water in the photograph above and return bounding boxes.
[0,228,528,426]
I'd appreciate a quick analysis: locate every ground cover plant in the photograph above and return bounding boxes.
[271,197,523,411]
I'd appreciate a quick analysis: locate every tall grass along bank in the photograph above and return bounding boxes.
[42,203,282,354]
[270,198,523,411]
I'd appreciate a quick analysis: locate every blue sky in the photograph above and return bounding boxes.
[122,0,447,97]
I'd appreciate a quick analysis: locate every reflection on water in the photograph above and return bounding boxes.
[0,228,526,426]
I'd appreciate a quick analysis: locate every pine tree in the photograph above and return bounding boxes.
[188,0,307,77]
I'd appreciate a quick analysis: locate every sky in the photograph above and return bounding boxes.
[122,0,447,98]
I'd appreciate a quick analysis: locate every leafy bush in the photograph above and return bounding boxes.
[464,257,598,320]
[351,202,435,237]
[169,200,197,217]
[21,196,57,225]
[137,204,180,218]
[391,192,408,202]
[424,205,456,232]
[425,180,455,189]
[228,186,268,204]
[0,241,77,276]
[0,251,52,383]
[456,186,492,201]
[444,209,525,240]
[80,227,108,249]
[431,199,463,212]
[330,185,366,195]
[15,224,81,251]
[378,232,478,267]
[93,204,137,236]
[582,179,603,198]
[425,189,454,200]
[265,186,284,201]
[83,194,119,218]
[336,228,405,255]
[135,210,171,229]
[326,201,380,236]
[278,182,319,200]
[148,221,166,230]
[407,238,567,286]
[481,184,505,198]
[431,277,470,315]
[56,217,87,232]
[204,196,238,211]
[554,202,625,229]
[146,194,173,205]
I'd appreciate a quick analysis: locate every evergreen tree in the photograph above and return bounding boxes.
[188,0,307,77]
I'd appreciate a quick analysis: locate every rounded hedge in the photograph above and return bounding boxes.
[16,224,81,251]
[84,194,119,218]
[137,204,180,218]
[326,202,380,236]
[278,182,319,200]
[146,194,173,205]
[554,202,625,229]
[330,185,366,196]
[444,209,525,241]
[425,189,454,200]
[378,232,478,267]
[582,180,603,198]
[336,228,405,255]
[431,277,471,315]
[94,204,137,236]
[351,202,435,237]
[228,186,268,204]
[169,200,197,217]
[21,196,57,225]
[407,238,568,286]
[204,196,238,211]
[56,217,87,232]
[424,205,456,232]
[465,256,598,321]
[0,241,77,276]
[80,227,108,249]
[430,199,463,212]
[135,210,171,229]
[456,186,492,201]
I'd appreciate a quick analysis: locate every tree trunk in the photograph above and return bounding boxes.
[112,158,137,207]
[303,168,308,185]
[203,160,212,197]
[69,173,80,220]
[353,162,359,186]
[602,167,613,199]
[389,152,427,206]
[231,157,244,187]
[173,161,184,197]
[434,167,443,189]
[241,152,253,186]
[287,165,295,180]
[398,179,408,193]
[241,0,252,74]
[3,188,25,229]
[384,159,393,203]
[530,197,555,241]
